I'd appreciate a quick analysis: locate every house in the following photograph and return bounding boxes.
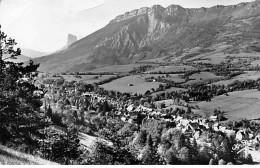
[219,126,226,132]
[182,123,200,134]
[193,129,203,140]
[127,105,134,112]
[121,116,127,122]
[236,130,250,141]
[254,134,260,143]
[210,115,218,121]
[128,118,135,124]
[213,123,220,131]
[180,119,190,127]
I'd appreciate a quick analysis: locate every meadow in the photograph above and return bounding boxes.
[100,75,163,94]
[146,65,196,73]
[61,75,116,84]
[212,71,260,86]
[194,89,260,121]
[251,60,260,66]
[90,64,156,73]
[184,72,223,85]
[151,87,187,97]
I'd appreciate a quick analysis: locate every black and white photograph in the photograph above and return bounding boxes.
[1,0,260,165]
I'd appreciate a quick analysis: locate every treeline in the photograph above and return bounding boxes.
[129,65,154,74]
[61,72,115,75]
[96,74,127,85]
[148,78,260,103]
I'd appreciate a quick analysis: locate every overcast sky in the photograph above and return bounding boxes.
[0,0,254,52]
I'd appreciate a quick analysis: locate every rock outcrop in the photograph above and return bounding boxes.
[67,34,78,47]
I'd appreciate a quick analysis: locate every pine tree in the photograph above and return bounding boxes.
[176,134,186,150]
[49,126,82,164]
[46,105,53,118]
[189,138,199,164]
[141,134,160,164]
[0,25,49,149]
[147,134,153,147]
[165,147,179,165]
[220,137,233,162]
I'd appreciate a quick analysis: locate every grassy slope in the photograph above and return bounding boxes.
[0,145,58,165]
[212,71,260,86]
[194,89,260,121]
[184,72,223,85]
[147,65,196,73]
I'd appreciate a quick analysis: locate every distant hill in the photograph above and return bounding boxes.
[34,0,260,73]
[3,54,31,63]
[21,48,48,58]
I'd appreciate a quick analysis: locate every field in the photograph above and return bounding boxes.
[90,64,156,73]
[151,87,187,97]
[184,72,223,85]
[212,71,260,86]
[61,75,115,84]
[186,48,260,65]
[139,56,169,63]
[154,99,202,113]
[140,73,186,83]
[0,145,58,165]
[146,65,196,73]
[251,60,260,66]
[100,75,163,94]
[194,89,260,121]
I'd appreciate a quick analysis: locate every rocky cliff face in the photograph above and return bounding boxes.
[34,0,260,72]
[67,34,78,47]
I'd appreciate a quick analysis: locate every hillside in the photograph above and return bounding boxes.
[34,0,260,73]
[21,48,48,58]
[3,54,31,63]
[0,145,58,165]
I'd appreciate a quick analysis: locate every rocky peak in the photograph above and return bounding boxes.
[150,4,164,12]
[67,34,77,47]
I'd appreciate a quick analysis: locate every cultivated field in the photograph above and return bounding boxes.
[139,56,169,63]
[251,60,260,66]
[151,87,187,97]
[61,75,115,84]
[100,75,163,94]
[194,89,260,121]
[142,73,186,83]
[212,71,260,86]
[90,64,156,73]
[184,72,223,85]
[146,65,196,73]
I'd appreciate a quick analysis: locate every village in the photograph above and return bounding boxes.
[40,77,260,164]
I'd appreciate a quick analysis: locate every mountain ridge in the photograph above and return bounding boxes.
[34,0,260,73]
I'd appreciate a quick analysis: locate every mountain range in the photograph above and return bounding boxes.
[34,0,260,73]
